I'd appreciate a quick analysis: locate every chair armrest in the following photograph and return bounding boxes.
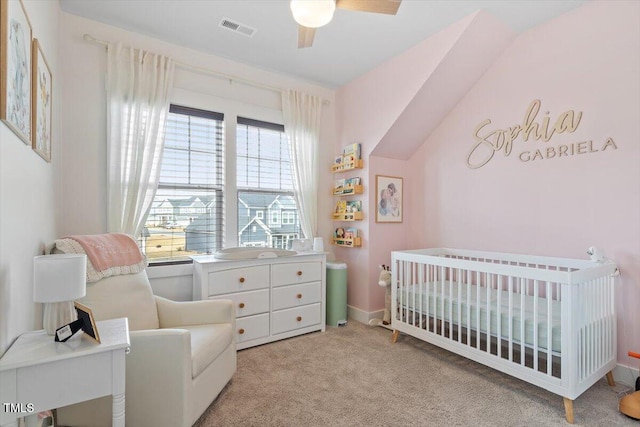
[155,296,236,328]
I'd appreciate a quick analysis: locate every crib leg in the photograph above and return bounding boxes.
[391,330,399,343]
[606,371,615,387]
[563,397,574,424]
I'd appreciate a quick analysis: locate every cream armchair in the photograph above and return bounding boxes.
[56,269,236,427]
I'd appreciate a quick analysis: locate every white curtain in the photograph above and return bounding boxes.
[106,43,175,237]
[281,90,323,240]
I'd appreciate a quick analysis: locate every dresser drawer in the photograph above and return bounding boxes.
[236,313,270,343]
[272,282,321,311]
[208,265,270,296]
[271,303,321,335]
[272,262,322,287]
[210,289,269,318]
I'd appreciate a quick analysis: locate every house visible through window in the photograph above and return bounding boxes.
[142,105,224,263]
[236,117,301,249]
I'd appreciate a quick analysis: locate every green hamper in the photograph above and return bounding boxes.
[326,261,348,326]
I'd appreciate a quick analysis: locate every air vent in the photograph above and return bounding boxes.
[219,18,256,38]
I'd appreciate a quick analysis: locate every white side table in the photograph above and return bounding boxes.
[0,318,130,427]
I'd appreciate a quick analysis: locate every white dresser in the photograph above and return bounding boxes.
[192,253,326,350]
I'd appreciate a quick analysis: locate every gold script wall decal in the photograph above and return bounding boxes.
[466,99,616,169]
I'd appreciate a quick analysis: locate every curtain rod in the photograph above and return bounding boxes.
[83,33,329,104]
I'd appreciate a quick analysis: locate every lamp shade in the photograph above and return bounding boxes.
[290,0,336,28]
[33,254,87,303]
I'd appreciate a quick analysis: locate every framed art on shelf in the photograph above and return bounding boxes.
[0,0,33,145]
[376,175,403,223]
[32,38,52,161]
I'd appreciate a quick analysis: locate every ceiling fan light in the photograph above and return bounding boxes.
[290,0,336,28]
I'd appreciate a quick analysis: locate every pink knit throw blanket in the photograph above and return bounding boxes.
[67,233,143,271]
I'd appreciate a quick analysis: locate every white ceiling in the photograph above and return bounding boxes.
[60,0,585,88]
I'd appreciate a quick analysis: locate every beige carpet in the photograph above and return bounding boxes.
[194,321,636,426]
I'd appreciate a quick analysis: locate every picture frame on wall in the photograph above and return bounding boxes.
[0,0,33,145]
[32,38,52,162]
[376,175,403,223]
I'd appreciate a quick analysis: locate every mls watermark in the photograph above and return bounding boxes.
[2,402,35,413]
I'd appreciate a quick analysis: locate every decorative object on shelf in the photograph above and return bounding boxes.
[55,302,101,343]
[332,227,361,247]
[0,0,33,144]
[332,143,363,172]
[333,177,363,195]
[31,38,52,162]
[376,175,403,223]
[33,254,87,335]
[333,199,363,221]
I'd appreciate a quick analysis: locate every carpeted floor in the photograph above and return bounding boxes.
[194,321,637,426]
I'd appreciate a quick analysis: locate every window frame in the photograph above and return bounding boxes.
[235,116,301,249]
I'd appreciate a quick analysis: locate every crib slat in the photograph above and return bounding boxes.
[520,277,525,367]
[448,267,453,339]
[466,269,471,346]
[476,271,481,350]
[534,279,539,372]
[508,276,513,362]
[497,275,502,359]
[486,273,491,354]
[457,268,462,344]
[547,281,552,376]
[441,266,445,336]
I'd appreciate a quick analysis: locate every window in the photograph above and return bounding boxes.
[282,211,296,225]
[256,211,264,219]
[142,105,224,263]
[270,210,281,225]
[237,117,301,249]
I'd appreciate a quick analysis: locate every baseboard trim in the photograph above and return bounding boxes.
[347,305,383,325]
[614,363,639,388]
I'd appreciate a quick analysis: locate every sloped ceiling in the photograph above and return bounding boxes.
[370,10,515,160]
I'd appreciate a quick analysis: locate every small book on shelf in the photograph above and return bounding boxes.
[335,200,347,213]
[346,200,362,212]
[343,143,361,160]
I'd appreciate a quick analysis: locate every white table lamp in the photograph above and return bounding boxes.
[33,254,87,335]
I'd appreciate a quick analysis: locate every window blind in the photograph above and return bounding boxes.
[142,105,224,263]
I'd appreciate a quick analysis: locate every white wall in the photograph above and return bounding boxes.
[58,13,336,299]
[0,0,60,354]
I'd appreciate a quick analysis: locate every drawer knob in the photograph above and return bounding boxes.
[296,316,302,322]
[238,302,245,308]
[297,271,303,276]
[238,328,245,335]
[296,293,302,299]
[239,277,245,283]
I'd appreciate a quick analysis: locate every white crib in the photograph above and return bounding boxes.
[391,248,618,424]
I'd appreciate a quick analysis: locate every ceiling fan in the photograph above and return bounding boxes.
[290,0,402,48]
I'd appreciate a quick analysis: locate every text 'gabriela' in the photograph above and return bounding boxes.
[467,99,617,169]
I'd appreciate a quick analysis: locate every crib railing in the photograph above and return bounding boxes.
[391,248,617,400]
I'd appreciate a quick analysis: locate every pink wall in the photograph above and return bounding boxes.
[407,0,640,365]
[335,12,480,313]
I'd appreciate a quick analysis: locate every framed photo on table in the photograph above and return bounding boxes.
[75,301,101,343]
[375,175,403,223]
[32,38,52,161]
[0,0,33,145]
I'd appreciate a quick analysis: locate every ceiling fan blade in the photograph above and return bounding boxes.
[336,0,402,15]
[297,25,316,48]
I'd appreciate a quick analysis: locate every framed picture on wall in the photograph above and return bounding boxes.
[0,0,33,145]
[32,38,52,162]
[376,175,403,223]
